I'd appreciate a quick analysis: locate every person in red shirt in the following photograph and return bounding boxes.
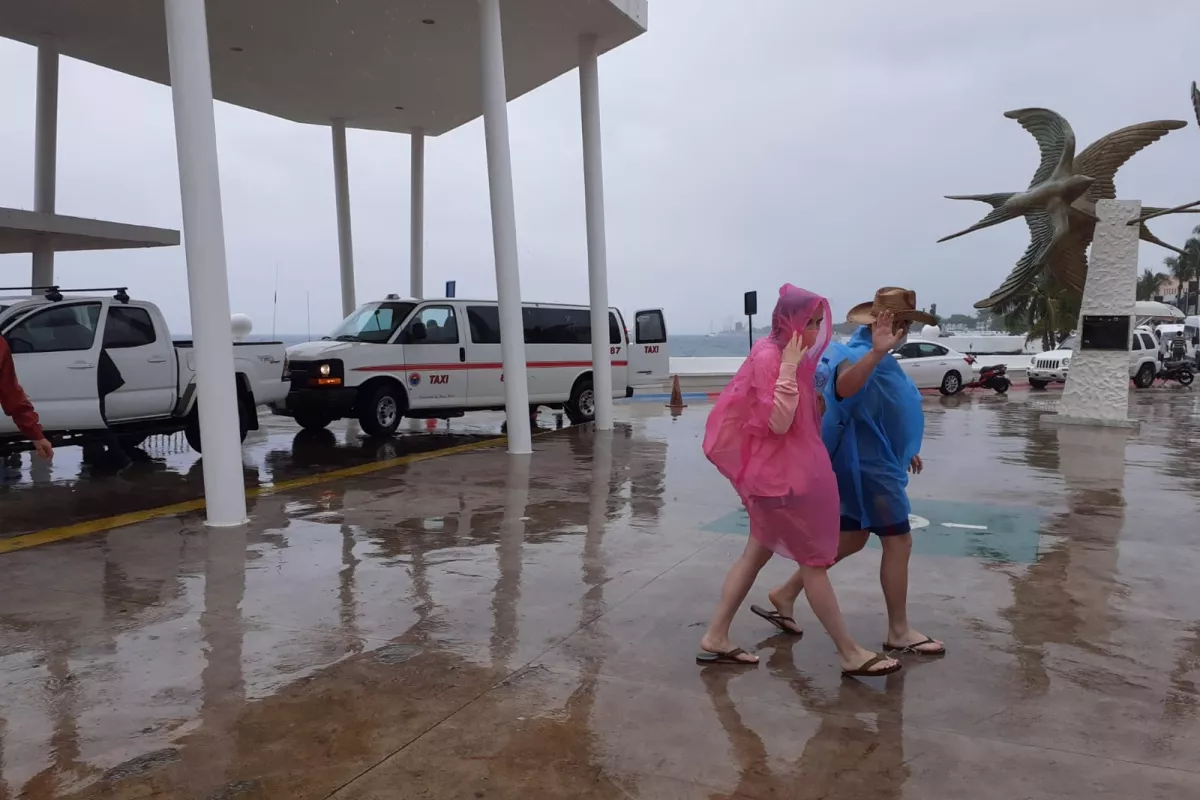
[0,335,53,460]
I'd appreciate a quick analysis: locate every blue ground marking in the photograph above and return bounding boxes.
[700,497,1046,564]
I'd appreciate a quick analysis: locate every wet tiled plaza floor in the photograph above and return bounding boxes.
[0,388,1198,798]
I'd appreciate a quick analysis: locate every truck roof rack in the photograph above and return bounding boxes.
[0,285,64,301]
[0,286,131,303]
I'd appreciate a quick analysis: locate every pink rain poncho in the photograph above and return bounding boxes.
[702,284,839,566]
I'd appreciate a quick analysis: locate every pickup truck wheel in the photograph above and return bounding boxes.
[294,411,334,431]
[1028,378,1049,390]
[565,377,595,425]
[1134,363,1156,389]
[184,409,250,454]
[358,384,403,437]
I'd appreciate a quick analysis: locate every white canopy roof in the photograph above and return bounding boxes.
[1134,300,1185,321]
[0,0,649,136]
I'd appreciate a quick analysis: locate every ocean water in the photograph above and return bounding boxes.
[262,332,751,358]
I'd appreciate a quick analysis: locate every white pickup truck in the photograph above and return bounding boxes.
[0,291,288,456]
[1027,329,1160,390]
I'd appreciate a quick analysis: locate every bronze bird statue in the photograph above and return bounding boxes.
[1133,82,1200,227]
[938,108,1187,308]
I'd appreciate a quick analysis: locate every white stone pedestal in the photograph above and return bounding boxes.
[1043,199,1141,431]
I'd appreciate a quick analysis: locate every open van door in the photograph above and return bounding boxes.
[0,300,106,435]
[628,308,669,387]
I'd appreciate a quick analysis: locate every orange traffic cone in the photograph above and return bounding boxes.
[666,375,687,415]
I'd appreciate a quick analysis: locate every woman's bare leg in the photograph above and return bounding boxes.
[800,565,898,673]
[700,537,775,663]
[767,531,869,629]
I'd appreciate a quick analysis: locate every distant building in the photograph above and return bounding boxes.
[734,321,744,332]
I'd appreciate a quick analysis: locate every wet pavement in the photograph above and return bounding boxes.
[0,413,517,537]
[0,388,1198,798]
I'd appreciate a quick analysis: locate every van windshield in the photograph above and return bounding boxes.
[329,302,414,343]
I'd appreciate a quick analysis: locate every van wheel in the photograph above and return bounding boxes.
[358,383,403,437]
[184,407,250,454]
[565,377,596,425]
[1134,363,1156,388]
[294,410,334,431]
[938,370,962,396]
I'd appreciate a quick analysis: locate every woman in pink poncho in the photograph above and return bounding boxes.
[697,284,901,677]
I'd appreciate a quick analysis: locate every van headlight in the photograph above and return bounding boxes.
[307,360,344,387]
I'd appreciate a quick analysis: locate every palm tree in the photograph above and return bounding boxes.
[1162,223,1200,312]
[1136,269,1169,301]
[994,272,1080,352]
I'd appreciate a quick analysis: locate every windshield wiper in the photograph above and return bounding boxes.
[334,334,362,342]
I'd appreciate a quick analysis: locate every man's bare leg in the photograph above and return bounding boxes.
[699,536,776,663]
[879,533,944,654]
[800,565,899,674]
[766,530,869,633]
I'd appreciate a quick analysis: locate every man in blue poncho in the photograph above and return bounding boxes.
[751,288,945,656]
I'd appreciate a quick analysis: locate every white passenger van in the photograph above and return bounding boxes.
[276,297,669,436]
[1185,316,1200,366]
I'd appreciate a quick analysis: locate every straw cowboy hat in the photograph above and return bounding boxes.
[846,287,938,327]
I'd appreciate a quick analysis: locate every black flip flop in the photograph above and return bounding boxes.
[696,647,758,666]
[750,605,804,637]
[841,653,902,678]
[883,637,946,656]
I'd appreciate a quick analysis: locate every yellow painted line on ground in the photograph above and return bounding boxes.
[0,434,512,555]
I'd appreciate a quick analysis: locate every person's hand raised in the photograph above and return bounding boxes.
[781,332,809,367]
[870,310,907,354]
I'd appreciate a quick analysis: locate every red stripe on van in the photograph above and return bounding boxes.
[353,360,628,373]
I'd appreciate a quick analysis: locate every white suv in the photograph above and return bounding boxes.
[1028,330,1159,390]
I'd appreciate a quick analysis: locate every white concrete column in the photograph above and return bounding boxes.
[579,34,613,430]
[410,129,425,299]
[331,118,357,318]
[478,0,532,454]
[32,44,59,288]
[164,0,248,526]
[1050,199,1141,429]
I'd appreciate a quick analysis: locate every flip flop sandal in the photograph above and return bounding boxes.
[750,605,804,637]
[883,638,946,656]
[841,653,902,678]
[696,648,758,666]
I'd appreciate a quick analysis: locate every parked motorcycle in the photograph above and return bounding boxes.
[963,357,1012,394]
[1158,359,1195,386]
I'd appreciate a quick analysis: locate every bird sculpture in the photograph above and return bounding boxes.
[1134,82,1200,227]
[938,108,1187,308]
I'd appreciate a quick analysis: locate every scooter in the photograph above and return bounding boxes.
[1158,359,1195,386]
[963,357,1012,394]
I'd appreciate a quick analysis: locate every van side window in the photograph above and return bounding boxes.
[467,306,502,345]
[609,312,622,344]
[104,306,157,349]
[523,307,591,345]
[635,310,667,344]
[405,306,459,344]
[4,302,103,354]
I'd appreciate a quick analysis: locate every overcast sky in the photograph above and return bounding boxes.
[2,0,1199,336]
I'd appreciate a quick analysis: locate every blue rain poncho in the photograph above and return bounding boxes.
[816,326,924,529]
